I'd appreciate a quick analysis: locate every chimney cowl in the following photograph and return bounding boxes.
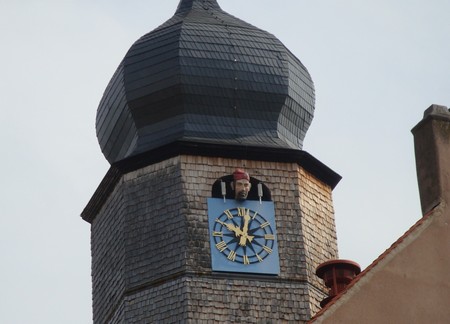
[316,259,361,308]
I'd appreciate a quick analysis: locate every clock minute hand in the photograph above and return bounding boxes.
[239,214,254,246]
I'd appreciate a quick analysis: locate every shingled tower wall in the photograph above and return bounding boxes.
[85,155,338,323]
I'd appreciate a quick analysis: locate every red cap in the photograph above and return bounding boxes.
[233,168,250,181]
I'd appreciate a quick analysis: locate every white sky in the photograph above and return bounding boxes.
[1,0,449,323]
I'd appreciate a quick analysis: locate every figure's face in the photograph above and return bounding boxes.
[234,179,251,201]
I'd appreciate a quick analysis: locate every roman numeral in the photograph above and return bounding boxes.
[260,222,270,228]
[224,209,233,219]
[215,219,226,226]
[227,250,236,261]
[237,207,250,217]
[215,241,227,252]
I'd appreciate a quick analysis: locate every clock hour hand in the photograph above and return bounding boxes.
[225,223,244,237]
[216,219,243,237]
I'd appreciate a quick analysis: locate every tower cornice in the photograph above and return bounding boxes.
[81,141,341,223]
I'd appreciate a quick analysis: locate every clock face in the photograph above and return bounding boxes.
[212,207,275,264]
[207,198,280,275]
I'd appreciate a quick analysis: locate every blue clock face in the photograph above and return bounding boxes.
[212,207,275,264]
[207,198,280,275]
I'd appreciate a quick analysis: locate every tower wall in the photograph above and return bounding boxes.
[90,179,126,323]
[298,168,339,314]
[89,155,338,323]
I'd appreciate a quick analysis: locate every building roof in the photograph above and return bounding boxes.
[309,205,438,322]
[310,105,450,323]
[96,0,315,164]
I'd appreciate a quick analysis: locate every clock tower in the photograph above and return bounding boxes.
[82,0,340,322]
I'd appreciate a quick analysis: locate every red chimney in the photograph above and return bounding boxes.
[316,259,361,307]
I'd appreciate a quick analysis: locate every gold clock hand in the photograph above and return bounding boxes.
[225,223,244,237]
[239,214,254,246]
[239,233,255,246]
[216,219,243,237]
[242,214,250,234]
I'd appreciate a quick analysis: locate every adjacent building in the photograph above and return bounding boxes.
[310,105,450,324]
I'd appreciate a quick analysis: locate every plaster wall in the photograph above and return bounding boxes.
[315,203,450,324]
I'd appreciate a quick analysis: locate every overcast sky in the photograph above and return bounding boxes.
[1,1,449,323]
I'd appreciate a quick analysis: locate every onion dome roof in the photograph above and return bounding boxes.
[96,0,315,164]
